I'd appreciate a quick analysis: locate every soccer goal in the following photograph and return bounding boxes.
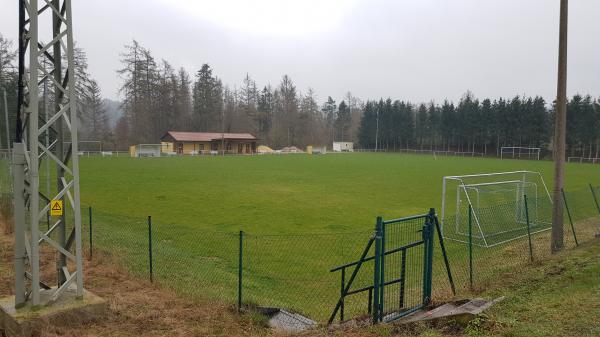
[441,171,552,247]
[500,147,540,160]
[64,140,102,156]
[568,157,600,164]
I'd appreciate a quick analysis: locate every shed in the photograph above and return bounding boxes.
[130,144,162,157]
[333,142,354,152]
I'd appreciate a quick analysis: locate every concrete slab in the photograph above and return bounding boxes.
[0,287,106,337]
[255,307,317,332]
[394,297,504,325]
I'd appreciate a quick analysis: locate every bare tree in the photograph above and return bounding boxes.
[0,34,17,85]
[82,80,110,143]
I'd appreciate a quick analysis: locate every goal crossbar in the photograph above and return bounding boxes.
[500,147,541,160]
[460,180,523,188]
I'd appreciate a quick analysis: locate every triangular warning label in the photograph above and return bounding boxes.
[51,200,63,216]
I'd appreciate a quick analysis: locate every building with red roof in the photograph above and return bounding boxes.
[160,131,258,155]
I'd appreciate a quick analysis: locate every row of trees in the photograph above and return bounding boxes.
[1,34,599,157]
[358,93,600,158]
[0,34,18,149]
[0,33,112,149]
[116,40,361,149]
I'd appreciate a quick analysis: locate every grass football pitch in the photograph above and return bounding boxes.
[6,152,598,321]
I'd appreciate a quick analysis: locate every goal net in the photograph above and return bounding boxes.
[441,171,552,247]
[64,141,102,155]
[500,147,540,160]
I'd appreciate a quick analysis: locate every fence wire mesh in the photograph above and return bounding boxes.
[437,187,599,296]
[0,156,598,324]
[79,187,598,324]
[245,231,371,320]
[381,216,428,318]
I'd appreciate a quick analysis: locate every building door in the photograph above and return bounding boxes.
[238,144,243,154]
[176,143,183,154]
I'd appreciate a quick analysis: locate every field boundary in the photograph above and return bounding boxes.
[80,184,600,323]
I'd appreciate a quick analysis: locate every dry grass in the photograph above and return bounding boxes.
[0,233,272,337]
[0,231,461,337]
[2,217,598,337]
[0,196,13,235]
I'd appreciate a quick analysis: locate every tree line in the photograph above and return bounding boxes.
[115,40,361,149]
[0,33,112,150]
[1,33,599,157]
[358,92,600,158]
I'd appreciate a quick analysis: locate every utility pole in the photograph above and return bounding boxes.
[2,89,9,155]
[14,0,84,307]
[221,106,225,156]
[551,0,568,253]
[375,109,379,151]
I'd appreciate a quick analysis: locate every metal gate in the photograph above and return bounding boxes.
[329,209,443,324]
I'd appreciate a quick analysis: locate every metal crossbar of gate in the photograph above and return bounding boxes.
[329,209,450,325]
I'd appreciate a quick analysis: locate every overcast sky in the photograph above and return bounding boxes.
[1,0,599,104]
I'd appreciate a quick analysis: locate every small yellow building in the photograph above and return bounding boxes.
[160,131,258,155]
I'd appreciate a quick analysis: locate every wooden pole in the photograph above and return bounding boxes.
[551,0,568,253]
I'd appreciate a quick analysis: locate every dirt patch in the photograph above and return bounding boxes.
[0,234,270,337]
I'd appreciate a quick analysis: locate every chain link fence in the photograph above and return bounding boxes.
[80,185,598,323]
[0,156,13,235]
[437,187,599,296]
[0,154,598,324]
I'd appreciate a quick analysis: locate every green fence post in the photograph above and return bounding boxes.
[148,216,153,283]
[88,206,93,260]
[561,189,578,246]
[432,214,456,295]
[422,209,434,306]
[399,249,406,308]
[524,196,533,262]
[468,205,473,290]
[379,216,385,320]
[238,230,244,312]
[591,183,600,214]
[340,267,345,321]
[372,217,383,324]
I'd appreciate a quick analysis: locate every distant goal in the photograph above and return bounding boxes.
[567,157,600,164]
[441,171,552,247]
[500,147,540,160]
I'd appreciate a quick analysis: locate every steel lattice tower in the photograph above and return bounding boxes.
[14,0,83,307]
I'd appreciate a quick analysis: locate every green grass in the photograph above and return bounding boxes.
[454,240,600,337]
[315,239,600,337]
[79,153,600,234]
[11,153,597,321]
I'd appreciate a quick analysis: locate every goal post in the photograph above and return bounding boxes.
[500,147,541,160]
[64,140,102,155]
[568,157,600,164]
[441,171,552,247]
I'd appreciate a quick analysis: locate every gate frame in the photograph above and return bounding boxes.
[329,208,454,325]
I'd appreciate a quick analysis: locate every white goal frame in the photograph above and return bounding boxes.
[64,140,102,155]
[568,157,600,164]
[441,171,552,247]
[500,147,540,160]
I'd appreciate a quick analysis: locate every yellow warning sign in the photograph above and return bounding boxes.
[50,200,63,216]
